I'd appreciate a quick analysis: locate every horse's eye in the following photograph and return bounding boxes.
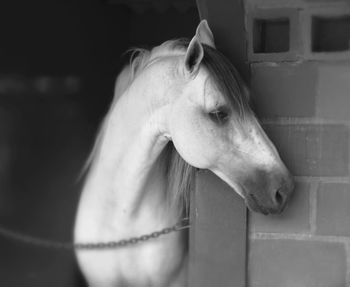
[208,109,230,124]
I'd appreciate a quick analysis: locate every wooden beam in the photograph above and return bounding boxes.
[189,171,247,287]
[189,0,248,286]
[196,0,249,81]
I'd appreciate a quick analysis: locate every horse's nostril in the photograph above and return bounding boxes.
[275,189,284,206]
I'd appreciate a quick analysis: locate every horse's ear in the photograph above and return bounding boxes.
[196,20,215,48]
[184,36,204,76]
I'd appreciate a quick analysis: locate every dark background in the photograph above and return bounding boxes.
[0,1,198,286]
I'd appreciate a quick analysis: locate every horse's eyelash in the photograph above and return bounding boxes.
[208,108,230,124]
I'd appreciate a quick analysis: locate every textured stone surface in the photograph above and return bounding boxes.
[249,240,347,287]
[316,63,350,120]
[316,183,350,236]
[251,63,317,117]
[249,181,310,233]
[263,124,349,176]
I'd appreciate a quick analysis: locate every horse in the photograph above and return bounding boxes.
[74,20,294,287]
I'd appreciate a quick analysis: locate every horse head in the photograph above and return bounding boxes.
[166,20,294,215]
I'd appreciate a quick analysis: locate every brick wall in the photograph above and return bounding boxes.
[245,1,350,286]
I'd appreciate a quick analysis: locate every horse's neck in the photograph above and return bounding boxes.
[80,64,176,234]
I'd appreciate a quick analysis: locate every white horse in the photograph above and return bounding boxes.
[74,20,294,287]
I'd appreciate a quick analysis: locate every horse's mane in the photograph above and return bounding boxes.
[83,38,250,217]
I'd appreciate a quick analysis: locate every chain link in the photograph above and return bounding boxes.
[0,218,190,250]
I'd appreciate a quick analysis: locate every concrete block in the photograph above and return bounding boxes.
[249,181,310,233]
[301,7,350,60]
[251,62,317,117]
[316,63,350,121]
[249,240,347,287]
[263,124,349,176]
[246,8,302,62]
[316,183,350,236]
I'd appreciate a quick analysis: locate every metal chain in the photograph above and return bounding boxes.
[0,218,190,250]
